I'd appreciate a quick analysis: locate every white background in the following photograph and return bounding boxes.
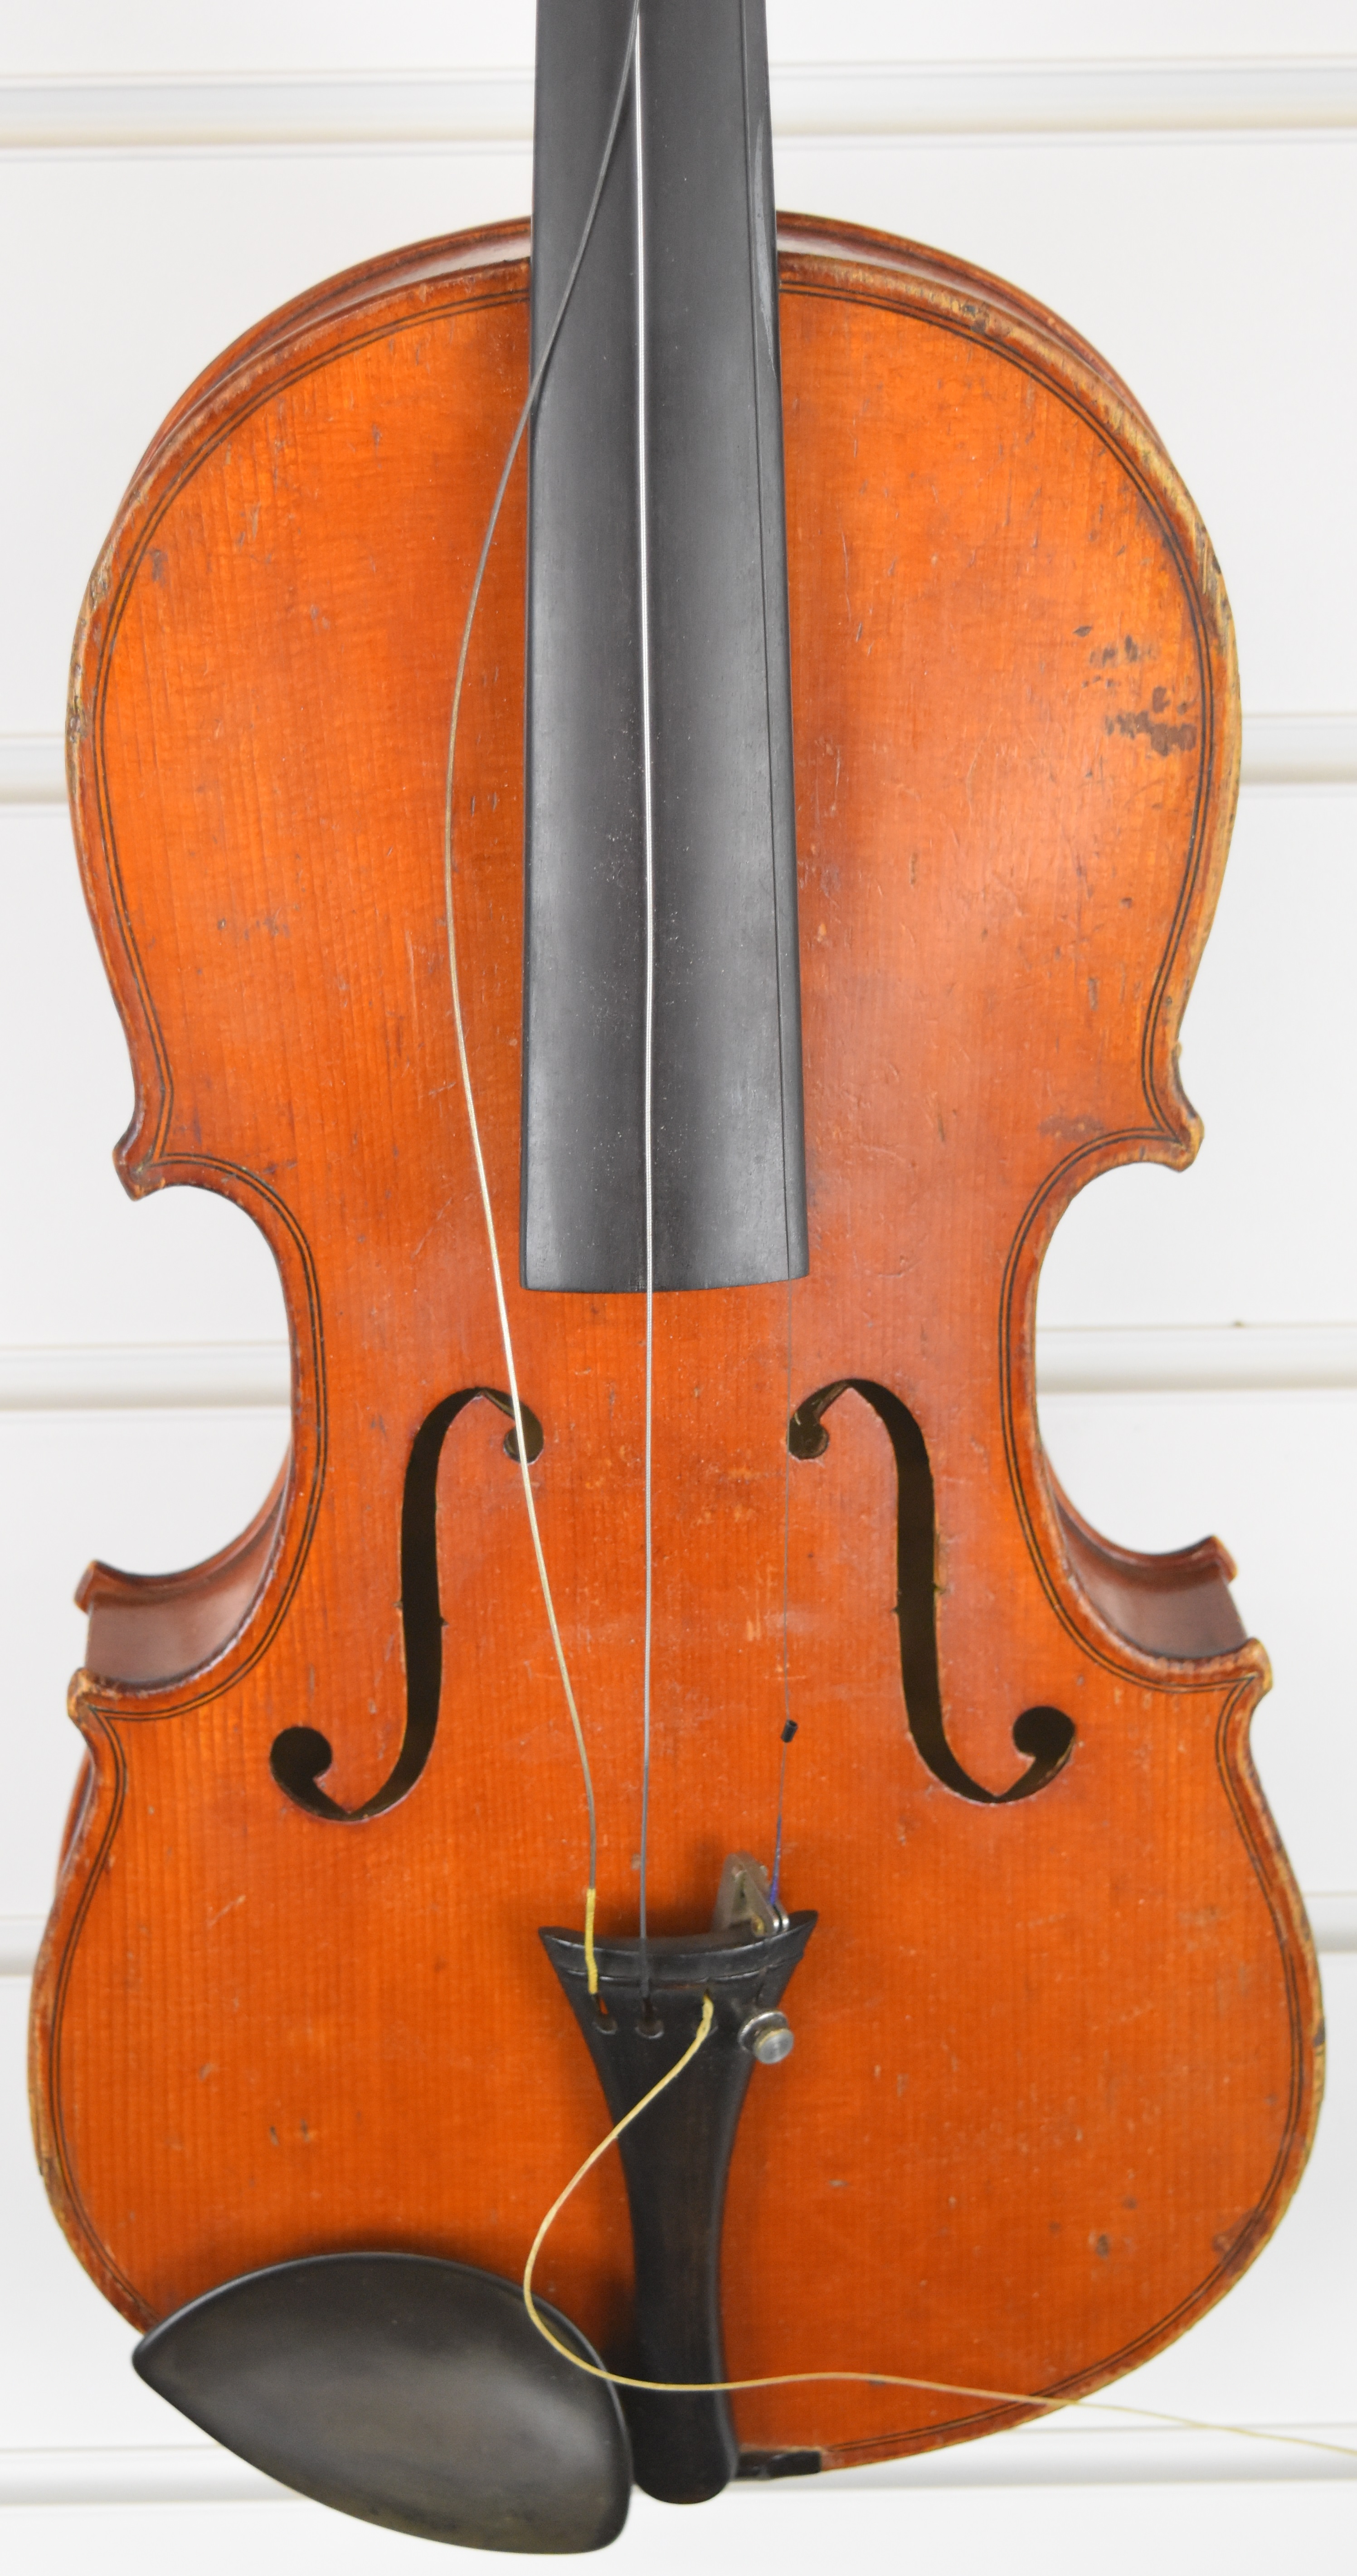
[1,5,1354,2570]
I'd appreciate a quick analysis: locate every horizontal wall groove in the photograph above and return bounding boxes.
[0,736,64,804]
[0,1343,293,1410]
[0,2446,292,2508]
[0,61,1355,151]
[5,717,1357,812]
[1235,713,1357,787]
[1,1326,1354,1416]
[0,2423,1353,2504]
[1035,1324,1357,1396]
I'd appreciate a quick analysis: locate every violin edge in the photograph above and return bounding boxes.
[34,211,1322,2437]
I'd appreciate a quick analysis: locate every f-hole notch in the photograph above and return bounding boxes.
[790,1380,1074,1805]
[271,1388,544,1821]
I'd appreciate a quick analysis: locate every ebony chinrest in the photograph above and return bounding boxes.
[134,2251,631,2554]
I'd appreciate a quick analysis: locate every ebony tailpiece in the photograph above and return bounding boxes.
[541,1901,816,2503]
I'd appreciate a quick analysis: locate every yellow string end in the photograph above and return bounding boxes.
[584,1885,598,1996]
[524,1993,715,2359]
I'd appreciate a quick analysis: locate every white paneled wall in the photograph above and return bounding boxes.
[2,5,1354,2569]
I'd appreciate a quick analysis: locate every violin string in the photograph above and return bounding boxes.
[441,0,641,1997]
[521,2003,1357,2465]
[633,13,657,2008]
[734,15,799,1905]
[771,1269,795,1902]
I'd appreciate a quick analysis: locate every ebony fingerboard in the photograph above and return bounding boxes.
[522,0,806,1293]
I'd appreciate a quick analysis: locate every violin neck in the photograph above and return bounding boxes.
[522,0,807,1296]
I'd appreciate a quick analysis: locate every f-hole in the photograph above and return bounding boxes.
[789,1380,1074,1805]
[271,1388,544,1820]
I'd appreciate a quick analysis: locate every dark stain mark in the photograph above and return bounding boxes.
[1151,685,1170,713]
[1107,709,1197,757]
[150,548,168,584]
[1094,2234,1111,2259]
[1074,623,1092,636]
[1124,635,1140,661]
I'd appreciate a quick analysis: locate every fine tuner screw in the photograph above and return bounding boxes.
[739,2009,794,2065]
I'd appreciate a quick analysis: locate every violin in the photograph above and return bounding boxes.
[29,0,1321,2553]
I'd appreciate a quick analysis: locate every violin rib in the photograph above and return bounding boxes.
[30,218,1319,2471]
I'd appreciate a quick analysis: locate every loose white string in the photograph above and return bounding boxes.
[441,0,641,1992]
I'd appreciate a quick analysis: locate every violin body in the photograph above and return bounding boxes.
[31,216,1319,2470]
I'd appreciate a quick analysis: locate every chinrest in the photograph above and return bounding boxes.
[134,2251,631,2554]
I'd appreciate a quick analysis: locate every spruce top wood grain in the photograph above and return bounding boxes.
[29,212,1319,2473]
